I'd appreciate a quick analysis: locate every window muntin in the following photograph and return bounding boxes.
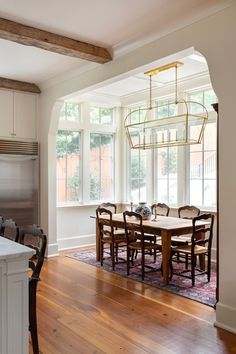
[56,130,81,203]
[60,102,80,122]
[89,133,114,201]
[90,107,113,124]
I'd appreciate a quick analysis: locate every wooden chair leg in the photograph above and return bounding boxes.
[100,241,104,266]
[29,283,39,354]
[191,255,195,287]
[207,252,211,282]
[127,247,130,275]
[111,243,115,270]
[141,248,145,280]
[185,254,189,270]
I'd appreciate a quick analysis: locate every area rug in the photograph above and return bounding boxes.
[66,249,216,307]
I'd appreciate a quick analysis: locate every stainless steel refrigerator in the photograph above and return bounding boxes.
[0,140,39,226]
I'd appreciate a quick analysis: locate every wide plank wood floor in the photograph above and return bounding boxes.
[30,248,236,354]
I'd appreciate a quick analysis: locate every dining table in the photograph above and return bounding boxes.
[95,213,208,285]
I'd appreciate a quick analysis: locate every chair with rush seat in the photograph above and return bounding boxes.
[96,207,127,270]
[123,211,162,280]
[170,213,214,286]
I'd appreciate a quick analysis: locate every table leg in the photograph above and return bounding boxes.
[198,230,205,271]
[96,218,100,262]
[161,230,171,285]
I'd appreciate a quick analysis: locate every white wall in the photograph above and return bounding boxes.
[38,4,236,333]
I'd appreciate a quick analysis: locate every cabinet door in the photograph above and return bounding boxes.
[0,90,14,137]
[14,92,37,139]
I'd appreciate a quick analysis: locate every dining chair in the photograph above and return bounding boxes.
[20,225,47,354]
[151,203,170,217]
[170,213,214,286]
[123,211,162,280]
[1,218,19,242]
[171,205,200,267]
[96,207,127,270]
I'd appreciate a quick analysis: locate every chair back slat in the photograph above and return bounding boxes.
[191,213,214,251]
[178,205,200,219]
[123,211,145,239]
[99,202,117,214]
[1,219,19,242]
[20,225,47,279]
[151,203,170,216]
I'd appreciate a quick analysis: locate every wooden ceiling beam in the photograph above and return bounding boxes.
[0,77,41,93]
[0,17,112,64]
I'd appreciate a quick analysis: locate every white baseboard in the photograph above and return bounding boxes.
[215,302,236,334]
[58,234,96,251]
[46,243,59,257]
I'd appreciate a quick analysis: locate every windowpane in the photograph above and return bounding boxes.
[90,107,113,124]
[204,122,216,151]
[101,108,113,124]
[56,130,80,203]
[90,133,114,201]
[60,103,80,122]
[189,92,204,114]
[190,152,202,178]
[190,180,202,205]
[157,179,168,203]
[204,180,216,207]
[156,147,177,204]
[90,107,100,124]
[130,148,147,202]
[204,90,217,111]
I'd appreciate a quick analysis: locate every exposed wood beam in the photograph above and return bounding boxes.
[0,18,112,64]
[0,77,41,93]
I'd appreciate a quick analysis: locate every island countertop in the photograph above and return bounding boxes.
[0,235,35,260]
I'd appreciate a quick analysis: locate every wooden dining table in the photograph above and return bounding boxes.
[95,213,208,285]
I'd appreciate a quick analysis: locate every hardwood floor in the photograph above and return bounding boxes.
[30,248,236,354]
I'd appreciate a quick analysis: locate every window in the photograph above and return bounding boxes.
[90,133,114,201]
[56,130,81,203]
[90,107,113,124]
[156,147,178,204]
[188,121,216,207]
[60,102,80,122]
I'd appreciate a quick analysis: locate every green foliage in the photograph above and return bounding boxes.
[60,103,80,122]
[90,134,112,149]
[68,165,80,201]
[56,131,80,158]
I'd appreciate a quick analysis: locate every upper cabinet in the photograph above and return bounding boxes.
[0,89,37,140]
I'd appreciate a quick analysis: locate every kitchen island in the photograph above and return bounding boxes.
[0,236,35,354]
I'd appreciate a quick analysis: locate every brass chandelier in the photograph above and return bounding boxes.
[124,61,208,149]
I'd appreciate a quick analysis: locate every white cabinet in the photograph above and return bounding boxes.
[0,89,37,140]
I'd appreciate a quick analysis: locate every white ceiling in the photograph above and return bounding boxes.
[0,0,233,85]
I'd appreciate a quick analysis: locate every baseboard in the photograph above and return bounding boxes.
[58,234,96,251]
[215,302,236,334]
[47,243,59,257]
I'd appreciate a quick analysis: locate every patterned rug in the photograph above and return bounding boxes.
[66,249,216,307]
